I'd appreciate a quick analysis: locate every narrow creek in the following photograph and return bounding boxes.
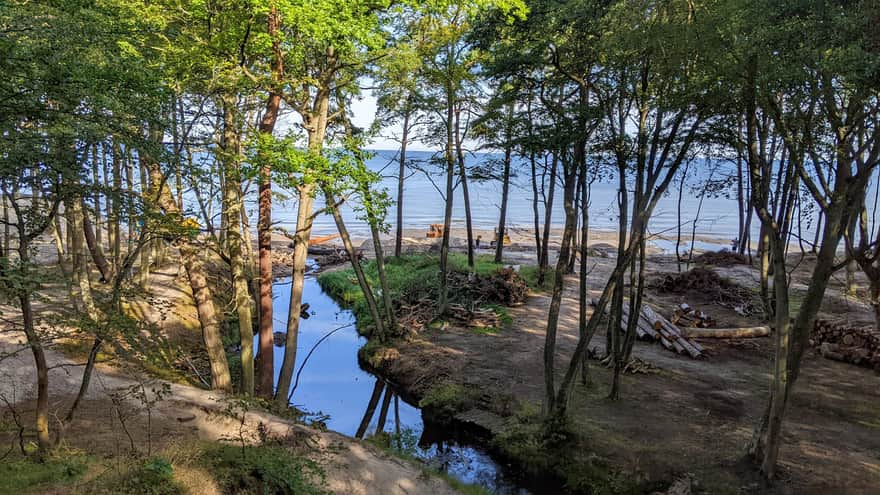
[261,268,534,494]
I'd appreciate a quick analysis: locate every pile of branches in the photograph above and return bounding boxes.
[397,297,436,333]
[447,267,529,307]
[693,250,749,266]
[649,267,759,316]
[812,319,880,371]
[395,268,528,332]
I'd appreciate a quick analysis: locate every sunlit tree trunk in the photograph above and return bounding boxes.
[255,5,283,398]
[221,94,255,396]
[145,151,232,393]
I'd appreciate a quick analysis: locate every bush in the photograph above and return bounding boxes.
[203,444,327,495]
[114,457,183,495]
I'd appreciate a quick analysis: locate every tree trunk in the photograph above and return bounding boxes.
[454,107,475,270]
[395,106,411,258]
[146,158,231,393]
[275,185,316,402]
[111,141,122,270]
[369,216,397,334]
[494,121,513,264]
[221,95,255,396]
[81,198,111,282]
[438,82,455,315]
[577,159,591,385]
[324,191,387,339]
[542,164,578,414]
[256,4,283,399]
[538,153,558,286]
[21,292,50,455]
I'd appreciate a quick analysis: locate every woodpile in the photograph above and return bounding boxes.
[672,303,716,328]
[594,299,703,358]
[812,319,880,371]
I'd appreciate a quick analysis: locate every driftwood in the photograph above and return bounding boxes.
[682,326,770,338]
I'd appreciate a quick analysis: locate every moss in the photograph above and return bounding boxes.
[418,383,478,421]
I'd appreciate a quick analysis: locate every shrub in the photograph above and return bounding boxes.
[203,444,327,495]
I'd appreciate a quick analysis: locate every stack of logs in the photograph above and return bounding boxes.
[595,299,703,358]
[812,319,880,372]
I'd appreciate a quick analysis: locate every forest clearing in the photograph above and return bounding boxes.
[2,0,880,494]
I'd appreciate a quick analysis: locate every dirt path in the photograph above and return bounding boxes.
[0,263,457,495]
[374,256,880,493]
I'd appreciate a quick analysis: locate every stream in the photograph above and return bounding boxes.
[260,268,537,494]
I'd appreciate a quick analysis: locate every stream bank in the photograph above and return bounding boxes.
[266,272,543,494]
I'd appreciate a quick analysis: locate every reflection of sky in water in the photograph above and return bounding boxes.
[259,275,531,494]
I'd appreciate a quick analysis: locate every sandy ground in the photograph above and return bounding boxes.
[369,252,880,494]
[0,264,457,495]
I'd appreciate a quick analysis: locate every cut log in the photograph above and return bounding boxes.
[682,326,770,338]
[641,304,703,358]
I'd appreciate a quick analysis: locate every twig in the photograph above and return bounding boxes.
[287,323,353,402]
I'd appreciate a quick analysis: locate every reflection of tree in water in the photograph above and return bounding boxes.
[355,378,402,440]
[353,378,514,493]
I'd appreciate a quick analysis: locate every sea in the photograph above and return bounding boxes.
[252,149,854,252]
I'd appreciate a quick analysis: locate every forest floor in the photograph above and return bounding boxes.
[0,261,459,495]
[364,249,880,494]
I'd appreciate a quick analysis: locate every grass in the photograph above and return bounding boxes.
[318,253,527,335]
[418,382,479,420]
[0,451,89,495]
[318,254,484,330]
[519,264,555,291]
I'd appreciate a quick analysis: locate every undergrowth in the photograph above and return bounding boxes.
[0,451,89,495]
[200,443,328,495]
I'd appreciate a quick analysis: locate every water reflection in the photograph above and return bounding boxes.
[263,274,536,494]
